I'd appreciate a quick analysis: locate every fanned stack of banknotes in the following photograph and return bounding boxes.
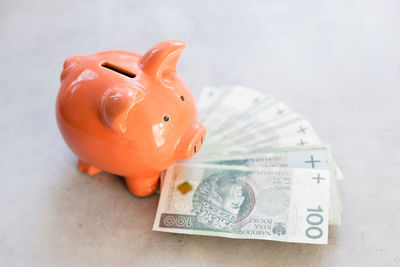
[153,86,343,244]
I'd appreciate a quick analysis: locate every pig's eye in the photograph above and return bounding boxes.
[180,96,185,101]
[163,115,170,122]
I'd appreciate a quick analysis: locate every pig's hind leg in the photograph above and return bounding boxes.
[125,174,160,197]
[77,160,102,176]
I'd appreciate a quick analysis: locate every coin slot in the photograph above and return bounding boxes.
[101,62,136,78]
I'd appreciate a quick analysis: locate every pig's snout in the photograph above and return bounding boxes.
[176,121,206,159]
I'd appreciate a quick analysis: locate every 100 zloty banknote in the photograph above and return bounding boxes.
[154,163,331,244]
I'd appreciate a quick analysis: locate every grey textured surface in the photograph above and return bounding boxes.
[1,0,400,266]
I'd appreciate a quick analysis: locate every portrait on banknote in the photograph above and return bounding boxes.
[192,170,255,231]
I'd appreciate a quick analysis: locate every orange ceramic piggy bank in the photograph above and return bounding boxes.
[56,40,206,197]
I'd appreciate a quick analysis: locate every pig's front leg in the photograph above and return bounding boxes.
[125,173,160,197]
[77,160,103,176]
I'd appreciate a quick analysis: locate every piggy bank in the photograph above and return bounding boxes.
[56,40,206,197]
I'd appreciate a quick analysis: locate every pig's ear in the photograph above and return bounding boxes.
[139,40,185,80]
[60,55,84,81]
[100,86,145,134]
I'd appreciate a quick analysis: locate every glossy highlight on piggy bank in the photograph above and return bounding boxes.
[56,40,206,197]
